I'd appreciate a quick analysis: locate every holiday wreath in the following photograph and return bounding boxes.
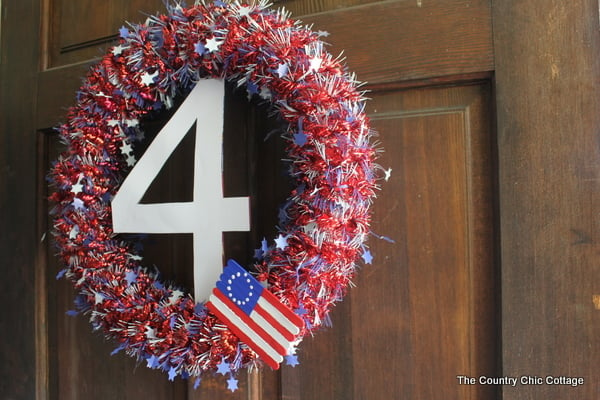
[50,0,383,390]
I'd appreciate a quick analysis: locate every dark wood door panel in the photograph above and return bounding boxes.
[279,83,498,400]
[302,0,494,85]
[47,0,164,67]
[363,83,497,400]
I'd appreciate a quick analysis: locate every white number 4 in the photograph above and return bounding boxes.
[111,79,250,302]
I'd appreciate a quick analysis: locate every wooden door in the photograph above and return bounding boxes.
[30,1,498,399]
[27,1,499,400]
[33,2,498,399]
[7,1,597,400]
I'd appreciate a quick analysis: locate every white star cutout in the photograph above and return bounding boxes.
[94,292,104,304]
[141,70,159,86]
[112,44,126,56]
[274,234,289,250]
[276,63,288,78]
[107,119,120,127]
[71,181,83,194]
[125,118,139,127]
[238,5,252,18]
[126,154,136,167]
[120,141,133,155]
[309,57,322,72]
[259,86,272,100]
[145,327,156,339]
[69,226,79,240]
[170,289,184,304]
[205,37,223,53]
[384,167,392,181]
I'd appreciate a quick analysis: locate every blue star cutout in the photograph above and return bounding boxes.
[194,41,206,55]
[216,359,230,375]
[152,100,163,111]
[72,198,85,210]
[101,192,112,203]
[278,205,289,223]
[293,132,307,146]
[285,354,299,367]
[294,117,307,146]
[125,270,137,285]
[153,281,164,290]
[119,26,130,39]
[274,234,289,250]
[194,302,206,316]
[194,377,202,390]
[261,237,269,255]
[56,269,66,280]
[227,376,238,392]
[147,354,159,369]
[168,366,177,381]
[362,249,373,264]
[254,247,264,260]
[110,344,125,356]
[214,0,226,6]
[247,80,259,96]
[294,306,308,316]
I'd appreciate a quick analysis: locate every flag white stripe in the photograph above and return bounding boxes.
[209,293,284,364]
[250,309,290,351]
[257,296,301,335]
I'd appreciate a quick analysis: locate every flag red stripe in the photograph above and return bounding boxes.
[254,302,295,342]
[206,297,281,370]
[261,289,304,328]
[211,288,287,358]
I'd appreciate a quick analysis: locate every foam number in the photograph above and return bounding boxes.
[111,79,250,302]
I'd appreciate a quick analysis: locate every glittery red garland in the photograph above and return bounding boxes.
[49,0,381,384]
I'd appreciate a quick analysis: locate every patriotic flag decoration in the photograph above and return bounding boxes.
[206,260,305,369]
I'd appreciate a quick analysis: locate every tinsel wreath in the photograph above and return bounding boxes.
[49,0,384,389]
